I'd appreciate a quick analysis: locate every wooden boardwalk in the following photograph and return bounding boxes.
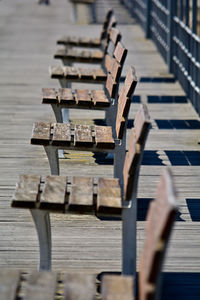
[0,0,200,298]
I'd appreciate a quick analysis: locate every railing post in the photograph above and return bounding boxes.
[167,0,176,73]
[145,0,151,38]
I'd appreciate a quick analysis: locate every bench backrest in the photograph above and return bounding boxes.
[100,9,115,40]
[115,66,138,140]
[123,104,150,200]
[139,169,177,300]
[105,41,127,99]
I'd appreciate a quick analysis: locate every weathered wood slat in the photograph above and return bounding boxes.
[40,176,67,210]
[105,73,116,98]
[101,275,134,300]
[50,66,64,78]
[78,68,94,80]
[109,27,121,46]
[91,90,110,107]
[59,88,75,105]
[13,175,41,207]
[124,66,137,97]
[93,68,107,81]
[134,104,150,144]
[74,125,93,147]
[97,178,122,215]
[63,67,79,79]
[113,41,127,65]
[69,177,94,212]
[31,122,51,145]
[104,54,115,73]
[63,274,95,300]
[0,269,20,300]
[94,126,115,149]
[52,123,71,146]
[24,271,57,300]
[75,89,92,106]
[42,88,57,104]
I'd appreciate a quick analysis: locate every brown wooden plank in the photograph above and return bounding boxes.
[97,178,122,216]
[110,60,121,82]
[105,73,116,98]
[124,66,137,97]
[12,175,41,208]
[24,271,57,300]
[79,49,92,58]
[58,88,75,105]
[94,126,115,149]
[78,68,94,80]
[74,89,92,106]
[115,111,126,140]
[52,123,71,146]
[50,66,64,78]
[93,68,107,81]
[54,48,66,59]
[40,176,67,211]
[109,27,121,46]
[63,273,95,300]
[42,88,57,104]
[91,90,110,107]
[64,67,79,79]
[134,104,150,144]
[31,122,51,145]
[0,269,21,300]
[101,275,134,300]
[68,177,94,212]
[104,54,115,73]
[91,50,104,60]
[139,170,177,300]
[74,125,93,147]
[113,41,127,65]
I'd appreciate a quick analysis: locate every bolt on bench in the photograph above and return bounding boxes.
[9,169,177,300]
[12,103,150,273]
[31,66,137,185]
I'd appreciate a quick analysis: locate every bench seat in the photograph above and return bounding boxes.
[50,65,107,82]
[57,36,101,47]
[54,48,104,63]
[12,175,122,216]
[42,88,110,108]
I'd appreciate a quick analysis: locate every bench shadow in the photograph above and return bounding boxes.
[148,95,188,103]
[186,199,200,221]
[155,119,200,129]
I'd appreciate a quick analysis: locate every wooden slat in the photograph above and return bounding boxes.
[0,269,21,300]
[63,274,95,300]
[52,123,71,146]
[78,68,94,80]
[50,66,64,78]
[31,122,51,145]
[123,129,141,201]
[40,176,67,211]
[113,41,128,65]
[79,49,92,58]
[124,66,137,97]
[139,170,177,300]
[104,54,115,73]
[91,90,110,107]
[94,126,115,149]
[97,178,122,216]
[74,125,93,147]
[64,66,79,79]
[93,68,107,81]
[24,271,57,300]
[110,60,121,82]
[58,88,75,105]
[12,175,41,208]
[101,275,134,300]
[105,73,116,98]
[91,50,104,60]
[134,104,150,144]
[74,89,92,106]
[54,48,66,59]
[68,177,94,212]
[42,88,57,104]
[109,27,121,46]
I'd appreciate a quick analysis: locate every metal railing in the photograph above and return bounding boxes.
[121,0,200,114]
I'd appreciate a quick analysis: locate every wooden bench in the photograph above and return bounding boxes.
[30,66,137,185]
[101,168,177,300]
[57,9,113,48]
[43,41,127,128]
[12,103,150,272]
[50,26,121,88]
[54,14,117,65]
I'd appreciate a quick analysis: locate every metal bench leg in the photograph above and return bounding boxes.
[122,192,137,277]
[30,209,52,271]
[114,142,126,186]
[105,100,117,131]
[44,146,59,175]
[51,104,63,123]
[58,79,72,123]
